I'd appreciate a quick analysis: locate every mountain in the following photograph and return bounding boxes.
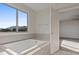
[0,26,27,32]
[7,26,16,29]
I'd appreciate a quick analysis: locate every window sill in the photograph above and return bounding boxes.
[0,32,30,36]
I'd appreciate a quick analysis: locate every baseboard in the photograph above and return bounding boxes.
[60,37,79,40]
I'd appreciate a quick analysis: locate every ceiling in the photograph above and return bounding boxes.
[25,3,79,12]
[24,3,51,12]
[25,3,79,21]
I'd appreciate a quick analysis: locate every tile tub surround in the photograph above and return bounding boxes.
[34,33,50,41]
[0,33,35,45]
[0,33,50,55]
[0,33,50,45]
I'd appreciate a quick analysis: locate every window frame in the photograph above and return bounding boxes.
[17,10,28,32]
[0,3,28,32]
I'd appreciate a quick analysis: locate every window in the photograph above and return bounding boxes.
[18,11,28,32]
[0,3,28,32]
[0,4,16,32]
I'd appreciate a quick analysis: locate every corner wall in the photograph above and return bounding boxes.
[35,7,60,54]
[35,8,50,41]
[50,8,59,54]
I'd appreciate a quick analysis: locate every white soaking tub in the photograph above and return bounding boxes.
[0,39,49,55]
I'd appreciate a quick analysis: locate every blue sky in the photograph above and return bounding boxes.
[0,3,27,28]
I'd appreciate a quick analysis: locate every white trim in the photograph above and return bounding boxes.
[16,10,18,32]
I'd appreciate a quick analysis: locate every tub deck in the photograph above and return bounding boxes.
[0,39,48,55]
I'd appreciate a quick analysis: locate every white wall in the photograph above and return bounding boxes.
[35,8,50,34]
[60,20,79,38]
[34,8,50,41]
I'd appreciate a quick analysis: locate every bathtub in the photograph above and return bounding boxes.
[0,39,50,55]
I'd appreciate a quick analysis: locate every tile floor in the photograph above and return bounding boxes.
[53,49,79,55]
